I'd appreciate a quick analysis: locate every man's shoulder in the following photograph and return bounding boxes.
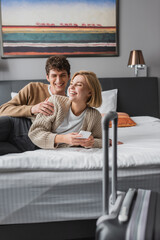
[27,81,48,88]
[23,82,49,94]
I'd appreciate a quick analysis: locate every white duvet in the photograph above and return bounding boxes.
[0,116,160,171]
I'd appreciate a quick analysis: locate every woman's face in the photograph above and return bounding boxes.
[68,75,91,104]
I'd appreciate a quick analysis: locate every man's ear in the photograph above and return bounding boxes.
[46,75,50,83]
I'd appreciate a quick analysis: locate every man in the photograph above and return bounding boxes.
[0,55,70,155]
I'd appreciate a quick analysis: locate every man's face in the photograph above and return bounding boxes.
[46,69,70,95]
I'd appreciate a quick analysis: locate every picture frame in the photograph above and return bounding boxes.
[0,0,119,58]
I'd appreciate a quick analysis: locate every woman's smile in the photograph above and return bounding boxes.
[68,75,91,103]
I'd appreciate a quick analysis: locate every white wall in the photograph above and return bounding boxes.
[0,0,160,81]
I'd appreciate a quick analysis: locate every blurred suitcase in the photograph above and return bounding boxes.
[96,111,160,240]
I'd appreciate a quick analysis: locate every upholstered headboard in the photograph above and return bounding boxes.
[0,79,48,106]
[0,77,159,118]
[98,77,159,118]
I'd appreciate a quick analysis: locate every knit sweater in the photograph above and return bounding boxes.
[28,95,102,149]
[0,82,50,117]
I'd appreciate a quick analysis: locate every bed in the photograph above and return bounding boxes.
[0,77,159,240]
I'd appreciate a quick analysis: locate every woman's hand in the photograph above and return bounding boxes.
[109,139,123,146]
[79,135,95,148]
[55,133,94,148]
[61,133,84,146]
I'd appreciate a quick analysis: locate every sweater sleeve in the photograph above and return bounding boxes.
[91,111,102,148]
[0,82,49,117]
[28,112,57,149]
[0,83,34,117]
[28,95,70,149]
[82,108,102,148]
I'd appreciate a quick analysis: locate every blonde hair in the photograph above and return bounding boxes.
[71,70,102,108]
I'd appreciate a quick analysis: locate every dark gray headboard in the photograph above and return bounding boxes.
[0,79,48,106]
[0,77,159,118]
[98,77,159,118]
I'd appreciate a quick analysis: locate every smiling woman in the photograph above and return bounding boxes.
[68,75,92,115]
[28,70,103,149]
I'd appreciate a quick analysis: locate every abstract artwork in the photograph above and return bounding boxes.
[0,0,119,58]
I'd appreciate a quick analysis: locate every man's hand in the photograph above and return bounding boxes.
[31,99,54,116]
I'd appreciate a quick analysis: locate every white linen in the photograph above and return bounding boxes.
[11,92,18,98]
[97,89,118,113]
[0,116,160,225]
[116,116,160,168]
[0,116,160,171]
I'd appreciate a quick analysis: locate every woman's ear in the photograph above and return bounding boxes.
[87,91,92,103]
[88,90,92,97]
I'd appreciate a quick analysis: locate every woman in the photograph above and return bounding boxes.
[28,70,102,149]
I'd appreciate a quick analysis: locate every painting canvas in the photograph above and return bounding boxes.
[0,0,119,58]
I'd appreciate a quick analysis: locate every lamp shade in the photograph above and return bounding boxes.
[128,50,145,68]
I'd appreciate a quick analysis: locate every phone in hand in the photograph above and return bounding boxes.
[77,130,91,139]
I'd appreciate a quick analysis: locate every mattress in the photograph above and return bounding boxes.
[0,116,160,224]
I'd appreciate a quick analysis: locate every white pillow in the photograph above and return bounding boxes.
[11,92,18,99]
[97,89,118,113]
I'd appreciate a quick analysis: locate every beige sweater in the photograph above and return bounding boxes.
[0,82,50,117]
[29,95,102,149]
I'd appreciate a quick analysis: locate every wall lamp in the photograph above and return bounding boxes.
[128,50,147,77]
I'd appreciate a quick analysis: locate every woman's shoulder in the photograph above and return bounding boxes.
[86,106,102,117]
[48,95,71,111]
[48,95,69,104]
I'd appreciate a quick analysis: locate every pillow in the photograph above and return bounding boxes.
[11,92,18,99]
[97,89,118,113]
[108,112,137,127]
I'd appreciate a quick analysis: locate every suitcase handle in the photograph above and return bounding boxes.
[102,111,118,215]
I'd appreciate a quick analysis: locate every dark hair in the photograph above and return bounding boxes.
[45,55,70,76]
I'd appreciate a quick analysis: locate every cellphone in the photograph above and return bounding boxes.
[77,130,91,139]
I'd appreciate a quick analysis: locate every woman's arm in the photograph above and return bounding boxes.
[28,113,57,149]
[28,95,72,149]
[55,132,94,146]
[80,109,102,148]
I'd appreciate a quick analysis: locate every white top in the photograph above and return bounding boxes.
[56,107,86,134]
[48,85,53,96]
[48,86,86,134]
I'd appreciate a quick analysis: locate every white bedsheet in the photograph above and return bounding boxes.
[0,116,160,171]
[0,116,160,224]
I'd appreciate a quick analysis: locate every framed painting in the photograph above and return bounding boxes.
[0,0,119,58]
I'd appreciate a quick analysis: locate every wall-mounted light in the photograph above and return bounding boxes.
[128,50,147,77]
